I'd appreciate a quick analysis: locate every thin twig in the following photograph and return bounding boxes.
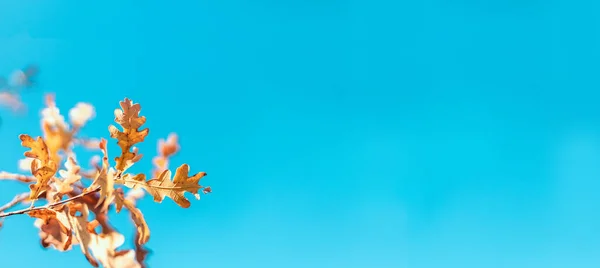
[0,193,30,213]
[0,187,101,218]
[80,170,99,180]
[0,171,36,183]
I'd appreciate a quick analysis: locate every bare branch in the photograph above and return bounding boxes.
[0,187,100,218]
[0,171,36,183]
[0,193,30,213]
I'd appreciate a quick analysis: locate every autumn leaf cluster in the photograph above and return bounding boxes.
[0,95,211,267]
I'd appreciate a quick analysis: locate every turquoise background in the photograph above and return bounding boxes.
[1,1,600,267]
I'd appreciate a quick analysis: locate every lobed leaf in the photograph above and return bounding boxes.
[146,164,208,208]
[19,134,58,199]
[1,94,212,268]
[108,98,149,174]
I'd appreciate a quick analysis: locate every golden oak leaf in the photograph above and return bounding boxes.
[108,98,149,173]
[146,164,208,208]
[42,122,73,162]
[20,134,58,199]
[113,98,146,130]
[20,134,50,163]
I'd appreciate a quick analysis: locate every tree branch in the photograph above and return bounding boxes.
[0,193,30,213]
[0,187,101,218]
[0,171,36,183]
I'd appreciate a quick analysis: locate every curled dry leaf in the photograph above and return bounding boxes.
[89,230,141,268]
[119,187,150,266]
[115,189,150,245]
[134,231,151,268]
[68,203,99,267]
[89,139,114,212]
[29,207,73,251]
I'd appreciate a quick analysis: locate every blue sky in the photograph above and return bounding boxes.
[0,0,599,267]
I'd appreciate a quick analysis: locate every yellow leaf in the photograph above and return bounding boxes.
[40,94,75,163]
[146,164,208,208]
[20,134,50,163]
[108,98,149,174]
[19,134,58,199]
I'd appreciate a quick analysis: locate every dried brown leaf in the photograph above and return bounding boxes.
[146,164,208,208]
[133,231,150,268]
[108,98,149,174]
[41,94,74,163]
[30,208,73,251]
[152,133,179,179]
[115,189,150,245]
[87,229,141,268]
[90,139,114,212]
[20,134,58,199]
[68,203,99,267]
[0,94,212,268]
[55,157,83,195]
